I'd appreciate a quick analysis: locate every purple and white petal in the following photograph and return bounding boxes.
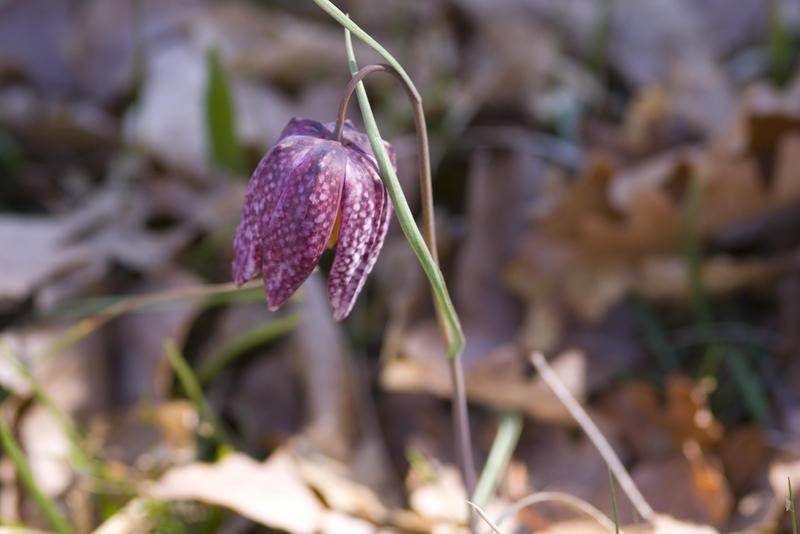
[327,155,389,320]
[261,143,345,309]
[232,137,319,285]
[332,120,397,171]
[279,117,331,142]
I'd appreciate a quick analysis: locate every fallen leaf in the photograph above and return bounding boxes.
[91,401,199,473]
[407,458,467,525]
[145,450,324,534]
[381,329,585,423]
[633,452,732,527]
[650,514,719,534]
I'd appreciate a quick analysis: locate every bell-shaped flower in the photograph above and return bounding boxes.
[233,117,395,320]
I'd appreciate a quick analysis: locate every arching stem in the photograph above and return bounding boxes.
[334,65,438,263]
[336,51,477,503]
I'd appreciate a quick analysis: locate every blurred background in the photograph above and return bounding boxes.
[2,0,800,532]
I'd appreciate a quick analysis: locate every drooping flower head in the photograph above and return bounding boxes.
[233,117,395,320]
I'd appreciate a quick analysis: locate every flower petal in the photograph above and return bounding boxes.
[335,120,397,171]
[279,117,331,141]
[232,137,319,285]
[261,143,345,309]
[327,154,392,320]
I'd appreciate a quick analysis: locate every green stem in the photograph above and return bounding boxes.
[0,413,75,534]
[790,477,797,534]
[472,413,523,509]
[310,0,420,103]
[338,22,476,504]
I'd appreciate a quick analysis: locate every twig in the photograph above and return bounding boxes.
[494,491,622,534]
[468,501,505,534]
[530,352,655,522]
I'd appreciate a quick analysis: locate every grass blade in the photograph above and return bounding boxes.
[472,413,523,509]
[205,48,244,174]
[609,467,620,534]
[0,413,75,534]
[164,340,232,450]
[196,314,301,385]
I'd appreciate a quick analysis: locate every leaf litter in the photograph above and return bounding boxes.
[2,0,800,533]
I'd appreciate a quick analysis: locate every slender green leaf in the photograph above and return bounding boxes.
[0,415,75,534]
[205,48,244,174]
[472,413,523,509]
[196,314,301,384]
[164,340,232,450]
[727,349,769,424]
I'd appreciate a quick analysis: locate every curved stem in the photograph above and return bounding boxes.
[311,0,420,103]
[340,33,476,505]
[333,65,438,260]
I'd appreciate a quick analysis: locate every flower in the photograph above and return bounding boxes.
[233,117,395,320]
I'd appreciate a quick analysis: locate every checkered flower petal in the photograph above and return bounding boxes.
[232,117,395,320]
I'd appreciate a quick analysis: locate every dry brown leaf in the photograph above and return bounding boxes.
[579,189,681,258]
[599,381,674,459]
[382,329,584,423]
[540,154,616,241]
[697,154,767,234]
[772,133,800,203]
[560,264,630,323]
[633,453,732,527]
[145,450,324,534]
[664,375,723,450]
[599,375,721,459]
[292,451,389,524]
[634,256,774,303]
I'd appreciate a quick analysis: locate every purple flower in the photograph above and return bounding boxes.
[233,117,395,320]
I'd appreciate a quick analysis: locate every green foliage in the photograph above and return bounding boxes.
[681,175,771,424]
[164,340,233,451]
[205,48,245,174]
[196,314,300,384]
[766,3,798,89]
[608,468,620,534]
[0,414,75,534]
[790,477,797,534]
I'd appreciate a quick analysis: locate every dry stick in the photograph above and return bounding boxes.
[467,501,504,534]
[493,491,622,534]
[530,352,655,523]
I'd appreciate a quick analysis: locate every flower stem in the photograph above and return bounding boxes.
[333,63,438,279]
[337,27,477,503]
